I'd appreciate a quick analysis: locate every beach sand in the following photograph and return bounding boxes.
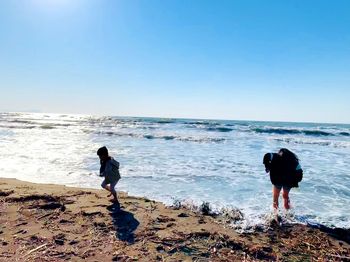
[0,178,349,261]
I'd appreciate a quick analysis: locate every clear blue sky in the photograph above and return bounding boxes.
[0,0,349,123]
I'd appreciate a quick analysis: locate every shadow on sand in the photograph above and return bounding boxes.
[107,203,140,244]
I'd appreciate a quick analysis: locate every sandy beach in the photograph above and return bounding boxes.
[0,178,349,261]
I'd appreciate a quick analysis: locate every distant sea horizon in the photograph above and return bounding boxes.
[2,111,350,126]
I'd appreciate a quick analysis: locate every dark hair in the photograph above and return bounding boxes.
[263,153,273,171]
[97,146,108,156]
[279,148,298,162]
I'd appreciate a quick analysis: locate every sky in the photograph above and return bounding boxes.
[0,0,349,123]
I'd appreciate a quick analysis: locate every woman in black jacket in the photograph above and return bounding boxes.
[263,148,303,211]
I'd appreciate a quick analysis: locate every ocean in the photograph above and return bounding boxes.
[0,112,349,230]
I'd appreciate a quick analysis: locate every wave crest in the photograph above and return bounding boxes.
[254,127,341,137]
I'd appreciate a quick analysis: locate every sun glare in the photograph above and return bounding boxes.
[31,0,79,12]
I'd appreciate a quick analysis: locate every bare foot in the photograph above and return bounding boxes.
[284,199,291,209]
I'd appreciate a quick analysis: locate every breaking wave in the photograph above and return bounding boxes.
[206,127,233,132]
[253,127,349,137]
[273,138,350,148]
[94,130,226,143]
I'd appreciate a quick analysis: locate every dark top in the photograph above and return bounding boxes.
[99,157,121,183]
[99,157,110,174]
[264,153,303,188]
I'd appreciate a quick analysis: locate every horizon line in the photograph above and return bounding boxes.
[2,110,349,125]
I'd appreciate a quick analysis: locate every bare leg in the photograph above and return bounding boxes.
[102,180,119,204]
[272,186,282,223]
[104,184,111,192]
[111,192,118,202]
[282,189,291,210]
[109,181,119,204]
[272,186,281,210]
[101,185,114,198]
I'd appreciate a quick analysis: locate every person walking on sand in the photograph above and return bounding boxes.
[97,146,121,205]
[263,148,303,216]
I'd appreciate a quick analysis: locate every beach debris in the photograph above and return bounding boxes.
[328,254,350,260]
[15,221,28,226]
[53,233,66,245]
[156,215,175,223]
[66,190,93,197]
[1,239,8,246]
[168,245,198,256]
[81,210,103,217]
[37,212,54,220]
[93,221,107,228]
[29,235,40,242]
[54,238,64,245]
[24,243,48,257]
[156,245,165,253]
[248,245,274,260]
[0,190,14,197]
[172,200,244,223]
[198,217,205,224]
[40,202,66,211]
[171,198,182,210]
[199,201,212,216]
[58,219,72,224]
[69,240,79,245]
[220,207,244,223]
[112,254,132,261]
[15,229,27,234]
[307,223,350,244]
[8,194,58,203]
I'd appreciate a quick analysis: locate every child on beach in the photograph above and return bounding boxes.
[263,148,303,214]
[97,146,121,204]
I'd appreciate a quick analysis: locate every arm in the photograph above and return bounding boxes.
[99,160,107,177]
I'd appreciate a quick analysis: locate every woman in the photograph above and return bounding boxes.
[263,148,303,212]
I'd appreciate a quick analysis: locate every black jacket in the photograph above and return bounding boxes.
[263,153,303,188]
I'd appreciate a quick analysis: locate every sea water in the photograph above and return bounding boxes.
[0,112,349,229]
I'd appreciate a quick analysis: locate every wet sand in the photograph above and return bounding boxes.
[0,178,349,261]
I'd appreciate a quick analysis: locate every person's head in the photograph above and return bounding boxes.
[278,148,298,162]
[97,146,109,161]
[263,153,273,173]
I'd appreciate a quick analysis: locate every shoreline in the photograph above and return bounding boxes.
[0,178,349,261]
